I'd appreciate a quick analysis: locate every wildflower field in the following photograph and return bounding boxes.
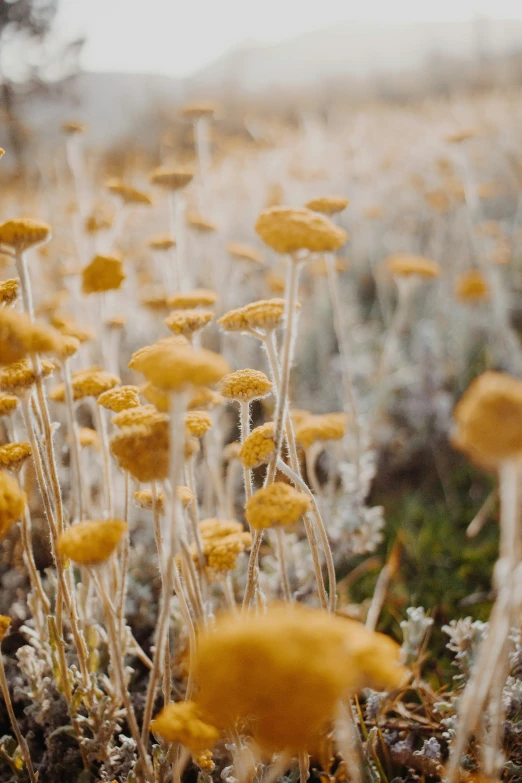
[0,86,521,783]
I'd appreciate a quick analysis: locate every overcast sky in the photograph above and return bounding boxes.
[56,0,522,77]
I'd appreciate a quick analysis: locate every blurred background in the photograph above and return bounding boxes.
[2,0,522,163]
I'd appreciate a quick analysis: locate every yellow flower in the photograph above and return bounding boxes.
[294,413,347,449]
[217,299,296,334]
[0,470,26,540]
[62,121,85,135]
[445,128,477,144]
[239,422,275,468]
[0,309,61,365]
[386,253,440,278]
[110,421,169,482]
[255,207,348,255]
[134,485,193,513]
[0,218,51,252]
[167,289,217,309]
[226,242,263,264]
[186,212,218,233]
[97,385,141,413]
[84,210,112,234]
[128,336,187,372]
[149,166,194,191]
[136,344,230,392]
[77,428,99,450]
[264,270,286,294]
[454,269,489,302]
[0,442,31,472]
[105,178,153,206]
[0,359,54,393]
[0,615,11,641]
[112,404,162,428]
[148,233,176,251]
[70,369,120,401]
[219,369,272,402]
[453,371,522,465]
[199,518,244,540]
[0,394,18,417]
[185,411,212,438]
[195,604,406,751]
[181,102,217,119]
[54,335,80,361]
[0,279,19,306]
[58,519,127,565]
[305,196,349,215]
[165,309,214,337]
[81,254,125,295]
[188,387,223,411]
[245,483,311,530]
[151,701,219,751]
[204,532,251,573]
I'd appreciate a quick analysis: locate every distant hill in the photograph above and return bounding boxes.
[10,17,522,146]
[187,17,522,94]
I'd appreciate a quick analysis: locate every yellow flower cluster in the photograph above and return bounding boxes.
[97,385,141,413]
[218,298,297,334]
[0,359,55,392]
[0,308,60,365]
[0,218,51,252]
[105,178,153,205]
[294,413,347,449]
[226,242,263,264]
[195,604,406,751]
[164,309,214,336]
[81,254,125,295]
[0,470,26,540]
[454,269,489,302]
[245,482,311,530]
[167,289,217,309]
[0,394,18,417]
[151,701,219,751]
[111,419,169,482]
[239,422,276,468]
[148,233,176,251]
[58,519,127,565]
[0,614,11,641]
[51,369,120,402]
[0,278,19,306]
[386,253,440,278]
[149,165,194,191]
[112,404,162,428]
[185,411,212,438]
[255,206,348,255]
[453,371,522,464]
[305,196,349,215]
[135,343,230,391]
[0,442,31,472]
[219,368,272,402]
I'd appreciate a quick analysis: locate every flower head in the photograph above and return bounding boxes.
[453,371,522,464]
[0,394,18,417]
[112,404,161,428]
[455,269,489,302]
[148,233,176,251]
[105,178,153,205]
[255,206,347,255]
[188,387,223,411]
[245,483,310,530]
[149,166,194,191]
[111,420,169,482]
[0,218,51,252]
[187,212,218,233]
[239,422,275,468]
[199,518,244,539]
[226,242,263,264]
[195,604,406,751]
[77,428,99,449]
[305,196,349,215]
[0,470,26,540]
[72,369,120,401]
[0,442,31,472]
[219,369,272,402]
[81,254,125,295]
[128,336,187,372]
[181,102,217,119]
[185,411,212,438]
[0,309,61,365]
[0,279,19,306]
[0,359,54,393]
[294,413,346,449]
[136,343,230,391]
[0,615,11,641]
[62,121,85,135]
[167,289,217,309]
[165,309,214,337]
[151,701,219,751]
[386,253,440,278]
[97,385,141,413]
[58,519,127,565]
